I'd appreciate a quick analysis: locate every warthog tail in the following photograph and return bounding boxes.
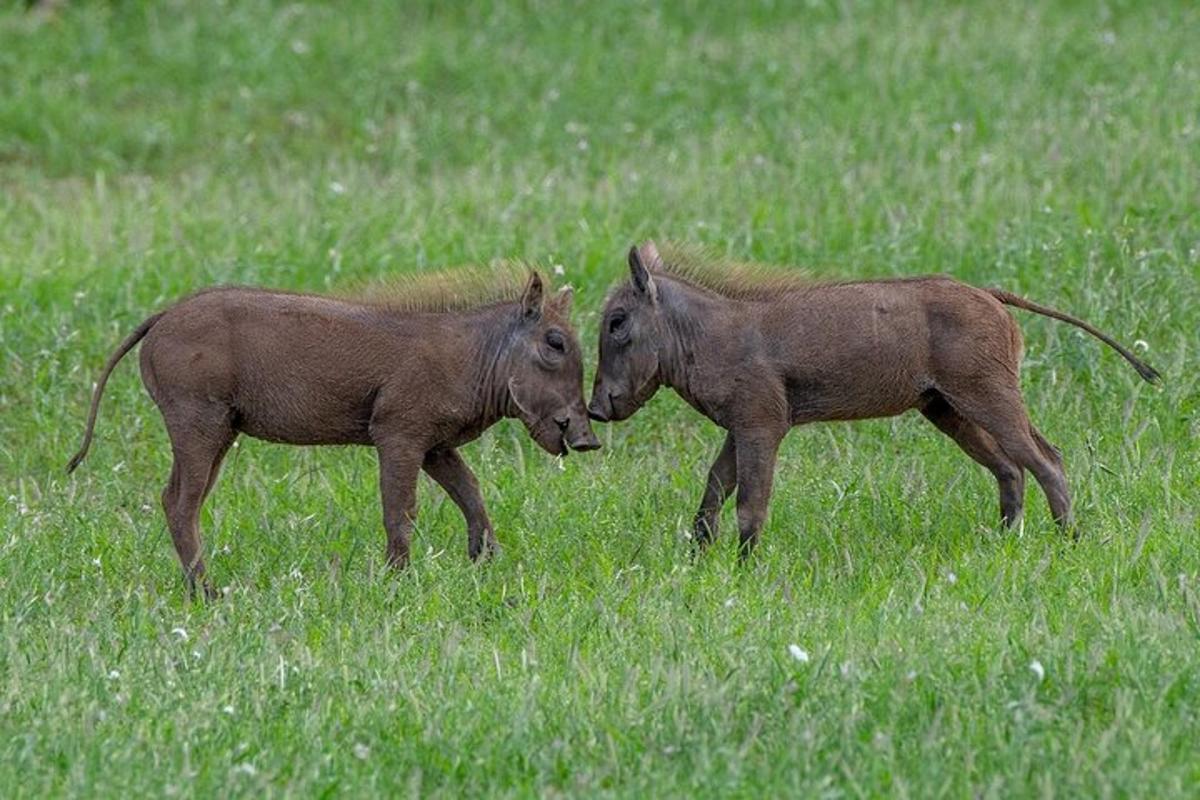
[66,312,165,473]
[987,288,1161,384]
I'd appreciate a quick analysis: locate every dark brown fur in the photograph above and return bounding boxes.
[68,267,599,596]
[588,242,1159,556]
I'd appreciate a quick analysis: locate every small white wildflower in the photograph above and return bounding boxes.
[1029,659,1045,682]
[290,39,310,55]
[577,138,589,151]
[108,669,120,680]
[724,597,736,608]
[92,557,102,568]
[233,762,257,776]
[951,121,963,134]
[905,670,917,681]
[1134,339,1149,352]
[223,705,235,715]
[171,627,189,642]
[353,742,370,760]
[946,571,957,585]
[552,264,565,276]
[788,644,810,663]
[329,181,346,195]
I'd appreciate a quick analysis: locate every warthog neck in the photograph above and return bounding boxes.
[458,303,522,428]
[655,279,738,416]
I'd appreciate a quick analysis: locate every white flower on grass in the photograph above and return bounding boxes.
[108,670,120,680]
[171,627,189,642]
[724,597,736,608]
[353,742,370,760]
[290,39,310,55]
[233,763,257,776]
[788,644,810,664]
[946,570,957,585]
[1029,659,1045,682]
[223,705,236,716]
[328,181,346,195]
[552,264,565,276]
[92,557,102,568]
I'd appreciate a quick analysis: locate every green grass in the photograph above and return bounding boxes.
[2,0,1198,796]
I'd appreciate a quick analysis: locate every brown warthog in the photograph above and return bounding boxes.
[68,266,599,596]
[588,242,1159,556]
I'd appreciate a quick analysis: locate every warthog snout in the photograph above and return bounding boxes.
[557,413,601,451]
[586,394,611,423]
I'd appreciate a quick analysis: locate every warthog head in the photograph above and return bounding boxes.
[587,242,667,423]
[506,272,601,455]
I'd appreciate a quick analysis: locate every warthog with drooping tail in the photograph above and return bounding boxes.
[68,265,599,597]
[588,242,1159,556]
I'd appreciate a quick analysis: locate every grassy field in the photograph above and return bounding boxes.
[2,0,1198,796]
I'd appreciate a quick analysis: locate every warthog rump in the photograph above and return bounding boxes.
[68,265,599,597]
[589,242,1159,556]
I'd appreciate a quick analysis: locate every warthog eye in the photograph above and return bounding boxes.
[545,330,566,352]
[608,312,626,335]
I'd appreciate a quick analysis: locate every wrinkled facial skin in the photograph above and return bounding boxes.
[588,246,664,423]
[507,277,601,456]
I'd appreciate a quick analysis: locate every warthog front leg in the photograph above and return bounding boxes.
[733,428,784,561]
[693,431,737,549]
[375,440,423,569]
[423,448,498,561]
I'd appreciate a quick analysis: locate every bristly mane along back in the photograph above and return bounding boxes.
[653,242,822,301]
[341,261,543,313]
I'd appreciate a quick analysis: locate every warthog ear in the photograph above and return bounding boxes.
[628,245,659,304]
[639,240,663,270]
[549,285,574,314]
[521,271,545,321]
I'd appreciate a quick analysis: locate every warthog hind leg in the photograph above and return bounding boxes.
[949,386,1072,531]
[161,402,235,600]
[920,392,1025,526]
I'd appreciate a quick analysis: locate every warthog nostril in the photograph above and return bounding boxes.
[554,416,569,432]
